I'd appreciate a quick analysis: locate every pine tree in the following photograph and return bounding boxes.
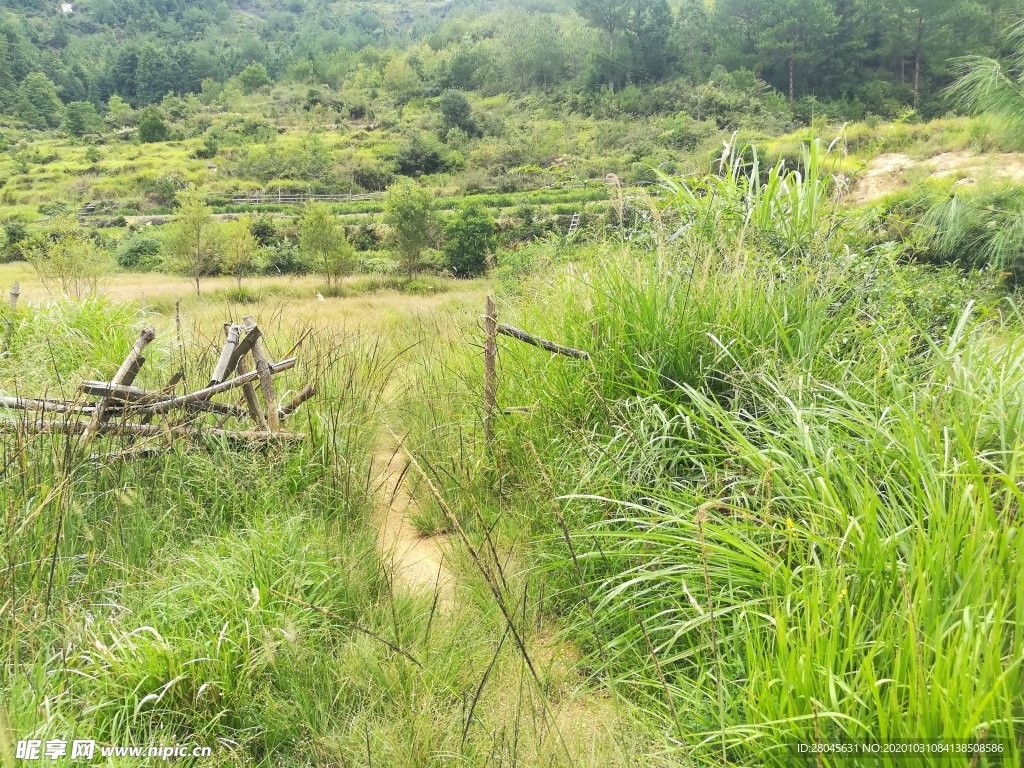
[62,101,100,137]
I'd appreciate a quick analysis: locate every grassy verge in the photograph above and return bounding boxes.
[404,154,1024,765]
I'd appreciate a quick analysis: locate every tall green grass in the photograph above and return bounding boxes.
[407,153,1023,763]
[660,136,844,260]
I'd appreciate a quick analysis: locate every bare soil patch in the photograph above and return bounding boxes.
[371,448,455,604]
[850,151,1024,203]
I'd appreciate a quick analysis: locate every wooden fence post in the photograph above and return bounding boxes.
[243,315,279,433]
[235,322,268,430]
[86,326,156,437]
[484,295,497,447]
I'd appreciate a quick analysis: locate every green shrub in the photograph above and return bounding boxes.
[358,253,399,274]
[225,286,259,303]
[194,133,219,159]
[443,202,495,277]
[1,218,29,262]
[115,234,163,270]
[395,132,450,176]
[401,279,438,295]
[439,89,478,136]
[137,106,169,143]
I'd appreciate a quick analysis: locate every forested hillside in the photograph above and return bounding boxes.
[0,0,1017,129]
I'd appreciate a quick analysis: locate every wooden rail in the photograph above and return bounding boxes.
[0,419,305,442]
[495,323,590,360]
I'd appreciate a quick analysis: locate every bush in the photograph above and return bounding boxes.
[443,202,495,277]
[137,106,169,143]
[194,134,219,159]
[401,279,439,295]
[1,219,29,262]
[439,89,478,136]
[238,62,273,94]
[26,216,111,298]
[115,234,163,270]
[347,222,382,251]
[147,173,186,207]
[62,101,102,138]
[250,214,279,247]
[357,253,399,274]
[395,132,449,176]
[660,115,718,150]
[225,286,258,303]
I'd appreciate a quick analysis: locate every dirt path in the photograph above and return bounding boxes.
[367,443,644,764]
[371,446,455,605]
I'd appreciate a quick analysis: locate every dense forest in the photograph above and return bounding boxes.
[0,0,1018,129]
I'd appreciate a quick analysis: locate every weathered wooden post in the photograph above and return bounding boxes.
[85,326,156,437]
[234,321,268,430]
[210,324,241,385]
[484,295,497,447]
[243,315,279,433]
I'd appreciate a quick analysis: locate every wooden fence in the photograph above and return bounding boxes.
[482,294,590,445]
[221,191,386,205]
[0,312,316,449]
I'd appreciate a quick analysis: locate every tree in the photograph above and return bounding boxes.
[238,62,273,94]
[756,0,837,102]
[137,106,169,142]
[16,73,62,128]
[575,0,631,53]
[27,216,110,299]
[948,21,1024,130]
[297,202,354,287]
[62,101,101,137]
[626,0,677,82]
[498,10,566,90]
[675,0,715,79]
[574,0,631,89]
[439,89,478,135]
[135,45,176,103]
[443,203,495,277]
[221,216,263,288]
[384,181,437,278]
[162,188,221,295]
[104,95,134,128]
[899,0,956,109]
